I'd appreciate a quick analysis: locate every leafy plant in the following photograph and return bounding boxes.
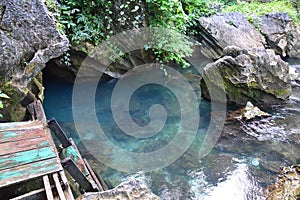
[57,0,216,66]
[222,0,300,24]
[0,92,9,118]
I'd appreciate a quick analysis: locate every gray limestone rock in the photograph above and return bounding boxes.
[0,0,68,121]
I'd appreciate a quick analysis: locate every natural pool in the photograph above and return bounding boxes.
[43,64,300,199]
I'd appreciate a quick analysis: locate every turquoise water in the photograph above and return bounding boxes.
[43,66,300,199]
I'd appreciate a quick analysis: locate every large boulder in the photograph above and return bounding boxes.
[77,178,160,200]
[260,12,293,57]
[201,46,292,105]
[288,26,300,59]
[197,12,266,59]
[0,0,69,121]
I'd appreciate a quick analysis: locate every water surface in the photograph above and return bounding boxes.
[43,65,300,199]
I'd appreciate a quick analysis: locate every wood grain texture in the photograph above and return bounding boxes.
[0,137,50,156]
[0,147,57,170]
[0,129,45,143]
[0,158,62,187]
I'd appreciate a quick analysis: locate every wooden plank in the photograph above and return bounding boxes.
[0,121,43,132]
[61,158,95,192]
[53,173,66,200]
[43,175,54,200]
[47,118,71,148]
[0,137,50,156]
[0,128,45,143]
[0,147,56,170]
[0,158,62,187]
[59,171,75,200]
[10,187,47,200]
[84,158,103,191]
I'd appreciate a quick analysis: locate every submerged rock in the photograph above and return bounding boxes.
[201,46,292,105]
[265,165,300,199]
[76,178,160,200]
[0,0,68,121]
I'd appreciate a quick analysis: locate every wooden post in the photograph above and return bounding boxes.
[47,118,72,148]
[27,100,47,123]
[61,158,95,192]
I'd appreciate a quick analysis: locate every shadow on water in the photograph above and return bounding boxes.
[43,63,300,199]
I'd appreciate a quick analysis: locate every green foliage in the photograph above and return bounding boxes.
[59,0,107,48]
[58,0,215,67]
[145,0,215,67]
[291,0,300,13]
[0,92,9,118]
[222,0,300,24]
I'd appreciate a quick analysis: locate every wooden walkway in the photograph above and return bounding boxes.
[0,120,74,199]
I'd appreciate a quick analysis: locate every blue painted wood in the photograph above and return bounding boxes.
[0,158,62,187]
[0,138,50,156]
[0,129,45,143]
[0,147,56,170]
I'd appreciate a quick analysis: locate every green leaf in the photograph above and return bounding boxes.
[0,114,2,118]
[0,93,9,99]
[0,101,3,109]
[131,5,139,12]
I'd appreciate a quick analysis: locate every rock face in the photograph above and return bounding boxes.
[197,12,266,59]
[260,12,293,57]
[76,178,160,200]
[0,0,68,121]
[265,165,300,199]
[201,46,292,105]
[288,26,300,59]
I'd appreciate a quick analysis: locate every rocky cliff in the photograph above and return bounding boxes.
[198,12,294,105]
[0,0,68,121]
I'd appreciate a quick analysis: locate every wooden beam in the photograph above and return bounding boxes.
[0,129,45,143]
[0,158,62,187]
[61,158,95,192]
[59,171,75,200]
[53,173,66,200]
[47,119,71,148]
[43,175,53,200]
[0,137,50,156]
[0,147,56,170]
[10,186,55,200]
[0,121,43,132]
[83,158,103,191]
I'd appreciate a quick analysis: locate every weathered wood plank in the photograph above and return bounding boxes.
[43,175,54,200]
[59,171,75,200]
[61,158,95,192]
[47,118,72,148]
[0,137,50,156]
[84,158,104,191]
[0,128,45,143]
[53,173,66,200]
[10,187,47,200]
[0,121,43,132]
[0,158,62,187]
[0,147,56,170]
